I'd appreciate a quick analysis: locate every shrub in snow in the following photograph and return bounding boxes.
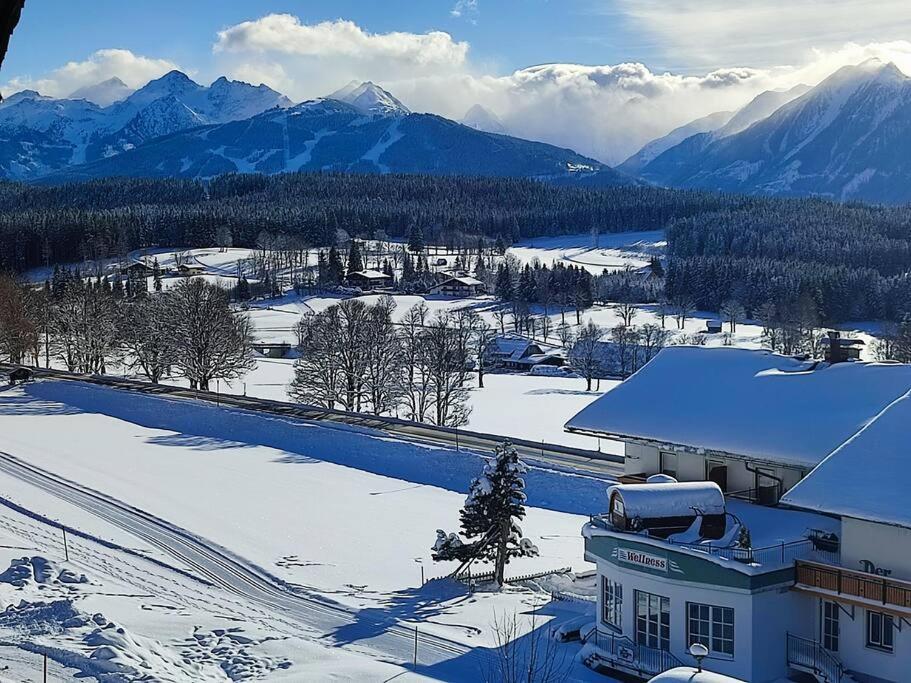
[432,441,539,586]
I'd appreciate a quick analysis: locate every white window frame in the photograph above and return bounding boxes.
[636,590,670,651]
[822,600,839,653]
[866,610,895,653]
[687,602,735,658]
[601,577,622,630]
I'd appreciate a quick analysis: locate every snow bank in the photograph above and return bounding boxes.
[566,346,911,467]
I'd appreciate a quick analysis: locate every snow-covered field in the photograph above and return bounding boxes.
[508,230,666,274]
[0,380,611,681]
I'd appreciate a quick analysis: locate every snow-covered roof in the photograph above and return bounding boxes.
[349,269,390,279]
[608,481,725,519]
[782,390,911,528]
[565,346,911,468]
[437,275,483,287]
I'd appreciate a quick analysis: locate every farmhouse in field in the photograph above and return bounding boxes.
[347,269,391,291]
[569,345,911,682]
[486,334,565,371]
[176,263,205,276]
[429,275,485,297]
[119,261,155,277]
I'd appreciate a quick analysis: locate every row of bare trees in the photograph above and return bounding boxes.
[289,298,496,426]
[0,274,254,391]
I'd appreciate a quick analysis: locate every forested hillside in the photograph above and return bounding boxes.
[666,201,911,322]
[0,173,730,272]
[4,171,911,324]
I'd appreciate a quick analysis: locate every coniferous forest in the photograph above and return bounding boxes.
[3,171,911,323]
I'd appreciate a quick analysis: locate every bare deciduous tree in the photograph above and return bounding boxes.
[162,279,254,390]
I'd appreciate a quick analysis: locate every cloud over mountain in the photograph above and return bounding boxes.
[3,49,180,100]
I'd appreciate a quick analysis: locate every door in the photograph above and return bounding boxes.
[706,459,727,491]
[660,451,678,479]
[754,467,779,504]
[636,590,670,651]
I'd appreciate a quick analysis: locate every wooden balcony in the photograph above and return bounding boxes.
[795,560,911,615]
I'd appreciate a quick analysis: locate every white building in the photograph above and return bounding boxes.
[567,346,911,683]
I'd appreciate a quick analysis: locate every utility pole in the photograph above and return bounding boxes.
[413,627,418,666]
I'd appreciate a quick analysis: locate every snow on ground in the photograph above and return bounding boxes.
[508,230,666,274]
[0,380,616,680]
[466,374,620,454]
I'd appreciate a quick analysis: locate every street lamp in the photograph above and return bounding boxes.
[689,642,709,673]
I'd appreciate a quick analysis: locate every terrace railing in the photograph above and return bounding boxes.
[795,560,911,612]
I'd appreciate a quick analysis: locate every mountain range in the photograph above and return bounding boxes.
[4,60,911,203]
[0,72,629,187]
[630,59,911,203]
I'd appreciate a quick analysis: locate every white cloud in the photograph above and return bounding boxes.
[613,0,911,70]
[215,15,468,67]
[451,0,479,20]
[11,13,911,167]
[3,48,180,99]
[209,14,911,164]
[213,15,470,107]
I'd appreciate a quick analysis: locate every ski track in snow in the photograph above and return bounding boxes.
[0,449,481,674]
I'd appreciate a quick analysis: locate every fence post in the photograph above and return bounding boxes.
[414,626,418,666]
[62,527,69,562]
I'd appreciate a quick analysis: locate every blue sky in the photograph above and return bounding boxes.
[6,1,657,79]
[6,1,911,164]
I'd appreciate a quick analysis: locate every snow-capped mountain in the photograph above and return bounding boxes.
[328,81,409,117]
[636,60,911,202]
[40,93,630,186]
[617,110,733,175]
[462,104,508,135]
[626,83,810,180]
[0,71,292,179]
[69,77,134,106]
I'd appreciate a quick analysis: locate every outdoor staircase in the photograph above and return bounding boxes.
[787,633,849,683]
[580,626,684,680]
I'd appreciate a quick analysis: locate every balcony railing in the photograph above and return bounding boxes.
[787,633,844,683]
[589,515,839,567]
[795,560,911,612]
[583,627,684,678]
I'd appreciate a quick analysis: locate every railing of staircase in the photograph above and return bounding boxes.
[787,633,843,683]
[589,628,684,677]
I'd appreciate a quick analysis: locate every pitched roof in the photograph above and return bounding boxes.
[349,269,390,279]
[781,389,911,528]
[565,346,911,468]
[435,275,483,286]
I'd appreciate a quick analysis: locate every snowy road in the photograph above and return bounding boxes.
[0,449,484,679]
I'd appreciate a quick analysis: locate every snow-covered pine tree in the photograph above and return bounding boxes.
[432,441,539,586]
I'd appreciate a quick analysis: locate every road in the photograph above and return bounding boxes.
[0,449,481,675]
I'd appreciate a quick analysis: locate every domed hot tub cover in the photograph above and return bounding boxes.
[607,481,725,519]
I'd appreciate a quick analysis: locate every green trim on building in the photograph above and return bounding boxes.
[585,535,794,591]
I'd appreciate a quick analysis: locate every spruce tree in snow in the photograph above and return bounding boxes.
[408,225,425,254]
[347,240,364,275]
[432,441,539,586]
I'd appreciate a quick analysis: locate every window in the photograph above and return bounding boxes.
[636,590,670,651]
[660,452,678,479]
[687,603,735,657]
[866,610,895,652]
[823,601,839,652]
[601,578,622,629]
